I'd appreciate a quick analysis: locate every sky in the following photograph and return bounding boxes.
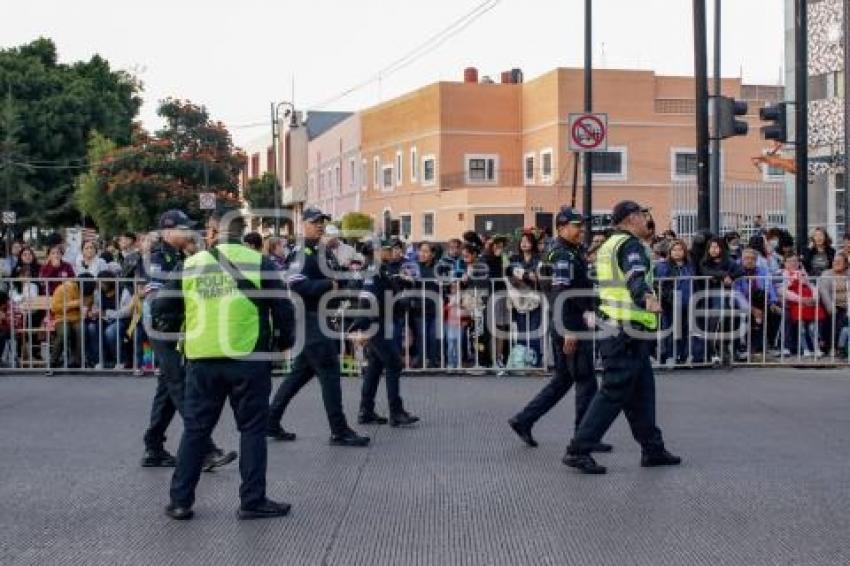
[2,0,786,146]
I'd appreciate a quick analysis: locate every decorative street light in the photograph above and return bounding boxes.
[270,101,297,235]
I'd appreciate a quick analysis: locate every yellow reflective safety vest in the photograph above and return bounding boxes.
[181,243,262,359]
[596,233,658,330]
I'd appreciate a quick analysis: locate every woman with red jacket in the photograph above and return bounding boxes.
[39,244,75,295]
[780,254,825,356]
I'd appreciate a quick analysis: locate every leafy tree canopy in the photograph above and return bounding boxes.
[76,98,246,234]
[0,37,142,227]
[243,171,277,210]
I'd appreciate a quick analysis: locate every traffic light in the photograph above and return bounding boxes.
[759,102,788,143]
[715,96,749,139]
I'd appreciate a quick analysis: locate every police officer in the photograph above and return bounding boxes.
[563,200,682,474]
[508,207,610,452]
[351,240,420,427]
[164,210,295,520]
[140,210,236,471]
[267,208,370,447]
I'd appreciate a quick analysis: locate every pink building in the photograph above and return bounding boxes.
[306,114,362,219]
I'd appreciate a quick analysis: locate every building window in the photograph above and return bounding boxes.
[335,165,341,193]
[396,151,403,185]
[590,147,627,180]
[671,148,723,181]
[524,153,535,184]
[373,157,380,189]
[410,147,418,182]
[809,73,828,101]
[674,152,698,177]
[422,212,435,237]
[361,159,367,190]
[465,154,498,184]
[400,214,412,238]
[422,155,436,185]
[540,149,553,183]
[349,158,356,188]
[382,166,394,190]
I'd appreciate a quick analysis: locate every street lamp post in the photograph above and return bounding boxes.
[270,101,296,235]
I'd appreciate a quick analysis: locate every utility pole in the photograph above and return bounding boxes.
[582,0,593,247]
[710,0,721,234]
[270,102,281,235]
[694,0,711,233]
[841,0,850,234]
[795,0,808,254]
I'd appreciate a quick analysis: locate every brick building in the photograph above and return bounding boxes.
[355,67,783,240]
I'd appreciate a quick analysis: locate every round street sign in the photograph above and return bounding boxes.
[568,113,608,152]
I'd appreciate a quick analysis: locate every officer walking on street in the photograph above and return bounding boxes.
[508,207,610,452]
[164,210,295,520]
[140,210,236,472]
[351,240,420,427]
[563,200,681,474]
[267,208,370,447]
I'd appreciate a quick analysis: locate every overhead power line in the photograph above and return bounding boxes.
[307,0,502,110]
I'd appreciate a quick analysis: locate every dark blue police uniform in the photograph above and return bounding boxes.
[267,210,369,447]
[509,214,603,447]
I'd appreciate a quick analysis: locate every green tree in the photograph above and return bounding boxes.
[340,211,374,234]
[243,171,277,210]
[0,91,34,218]
[76,99,246,233]
[0,37,141,226]
[75,131,118,233]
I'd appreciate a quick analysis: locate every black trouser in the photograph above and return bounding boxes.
[170,359,271,509]
[143,339,216,455]
[360,336,404,415]
[513,334,597,430]
[268,339,349,435]
[568,334,665,456]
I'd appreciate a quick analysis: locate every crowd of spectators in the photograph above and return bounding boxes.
[1,216,850,371]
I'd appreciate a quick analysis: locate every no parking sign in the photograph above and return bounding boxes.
[568,113,608,152]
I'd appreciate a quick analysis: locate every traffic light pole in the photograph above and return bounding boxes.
[582,0,593,247]
[710,0,721,235]
[694,0,711,233]
[795,0,808,254]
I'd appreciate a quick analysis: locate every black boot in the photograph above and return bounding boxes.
[329,429,370,447]
[389,411,420,427]
[165,503,194,520]
[641,450,682,467]
[202,448,238,472]
[508,417,538,447]
[562,453,607,474]
[358,411,388,425]
[141,447,176,468]
[237,499,291,520]
[267,424,297,442]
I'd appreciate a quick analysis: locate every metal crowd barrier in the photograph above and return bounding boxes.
[3,276,151,374]
[338,274,850,374]
[2,273,849,375]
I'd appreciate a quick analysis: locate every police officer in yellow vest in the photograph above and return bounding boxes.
[164,210,295,520]
[563,200,682,475]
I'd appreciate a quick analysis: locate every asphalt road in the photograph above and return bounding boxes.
[1,368,849,565]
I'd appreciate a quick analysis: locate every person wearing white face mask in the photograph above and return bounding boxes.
[764,228,784,274]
